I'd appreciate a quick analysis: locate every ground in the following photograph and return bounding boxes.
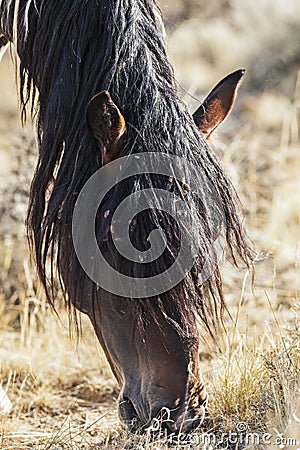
[0,1,299,449]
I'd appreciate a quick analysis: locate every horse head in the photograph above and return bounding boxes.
[0,0,251,433]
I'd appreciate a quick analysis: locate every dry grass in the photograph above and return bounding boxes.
[0,0,299,448]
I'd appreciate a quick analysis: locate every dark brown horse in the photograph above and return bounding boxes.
[0,0,252,432]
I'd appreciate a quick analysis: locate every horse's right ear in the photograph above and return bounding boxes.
[87,91,126,164]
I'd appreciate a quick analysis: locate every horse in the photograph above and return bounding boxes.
[0,0,252,432]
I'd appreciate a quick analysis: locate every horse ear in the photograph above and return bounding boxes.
[0,35,9,62]
[87,91,126,164]
[193,69,245,138]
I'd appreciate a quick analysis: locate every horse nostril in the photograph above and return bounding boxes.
[118,396,141,432]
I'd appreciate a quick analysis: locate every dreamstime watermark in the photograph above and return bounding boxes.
[145,422,299,449]
[72,153,226,298]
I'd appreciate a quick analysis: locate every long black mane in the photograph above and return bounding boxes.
[0,0,252,338]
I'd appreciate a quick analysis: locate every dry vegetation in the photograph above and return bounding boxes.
[0,0,299,448]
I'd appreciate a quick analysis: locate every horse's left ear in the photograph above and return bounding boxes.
[87,91,126,164]
[193,69,245,139]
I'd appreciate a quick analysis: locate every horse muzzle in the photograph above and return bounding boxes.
[118,392,207,433]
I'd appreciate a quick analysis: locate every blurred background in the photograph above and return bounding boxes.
[0,0,299,448]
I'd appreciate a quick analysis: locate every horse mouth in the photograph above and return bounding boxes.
[118,395,206,433]
[152,402,206,433]
[164,405,206,433]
